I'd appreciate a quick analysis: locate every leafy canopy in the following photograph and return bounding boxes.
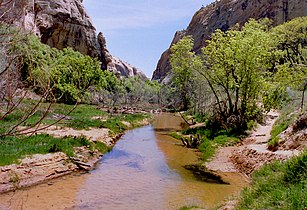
[19,35,108,104]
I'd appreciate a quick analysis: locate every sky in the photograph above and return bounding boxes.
[83,0,213,78]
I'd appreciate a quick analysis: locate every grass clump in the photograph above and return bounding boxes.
[198,138,216,161]
[0,134,109,166]
[181,127,240,161]
[180,206,199,210]
[50,103,107,130]
[100,113,150,134]
[268,112,299,150]
[198,135,240,161]
[169,132,182,140]
[237,151,307,210]
[101,118,127,134]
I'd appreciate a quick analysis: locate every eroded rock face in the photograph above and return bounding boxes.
[2,0,145,78]
[96,32,147,79]
[152,0,307,81]
[279,112,307,151]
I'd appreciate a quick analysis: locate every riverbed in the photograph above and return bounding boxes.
[0,113,247,209]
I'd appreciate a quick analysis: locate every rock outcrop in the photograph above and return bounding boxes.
[1,0,145,78]
[152,0,307,81]
[97,32,147,79]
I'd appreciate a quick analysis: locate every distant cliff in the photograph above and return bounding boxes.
[152,0,307,81]
[2,0,145,78]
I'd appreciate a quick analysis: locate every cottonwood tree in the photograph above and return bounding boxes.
[271,17,307,111]
[170,36,202,111]
[199,19,276,128]
[122,77,162,106]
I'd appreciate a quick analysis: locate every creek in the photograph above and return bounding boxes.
[0,113,247,210]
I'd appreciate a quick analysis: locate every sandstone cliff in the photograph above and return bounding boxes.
[152,0,307,81]
[1,0,145,78]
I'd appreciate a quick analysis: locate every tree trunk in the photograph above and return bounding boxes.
[301,82,307,111]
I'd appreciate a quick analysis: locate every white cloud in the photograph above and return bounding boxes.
[84,0,202,32]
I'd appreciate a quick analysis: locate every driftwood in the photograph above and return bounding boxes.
[181,134,201,148]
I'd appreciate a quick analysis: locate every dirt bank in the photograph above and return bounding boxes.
[0,141,103,193]
[206,111,302,176]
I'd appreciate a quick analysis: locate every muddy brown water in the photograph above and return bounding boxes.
[0,113,247,210]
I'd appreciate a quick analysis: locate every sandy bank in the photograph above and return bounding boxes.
[0,118,151,194]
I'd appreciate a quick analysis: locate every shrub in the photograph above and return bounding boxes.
[20,35,107,104]
[237,151,307,210]
[284,151,307,184]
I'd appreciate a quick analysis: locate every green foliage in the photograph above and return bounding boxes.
[0,134,108,166]
[57,104,106,119]
[284,152,307,184]
[182,126,240,161]
[183,127,212,138]
[272,17,307,89]
[202,19,274,124]
[101,118,127,134]
[168,17,306,132]
[246,120,256,130]
[179,206,199,210]
[51,48,106,103]
[170,36,202,110]
[94,141,110,154]
[120,113,150,125]
[191,113,209,123]
[55,104,107,130]
[237,151,307,210]
[32,103,107,130]
[262,85,289,111]
[198,135,240,161]
[16,34,58,90]
[17,34,108,104]
[122,76,160,105]
[198,138,215,161]
[267,137,280,150]
[213,135,240,146]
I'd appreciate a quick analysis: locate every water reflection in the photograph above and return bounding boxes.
[76,125,174,210]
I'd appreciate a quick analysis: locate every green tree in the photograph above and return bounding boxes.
[272,17,307,110]
[143,80,162,105]
[51,48,105,104]
[103,71,125,106]
[200,19,275,128]
[20,36,106,104]
[170,35,202,110]
[123,76,145,104]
